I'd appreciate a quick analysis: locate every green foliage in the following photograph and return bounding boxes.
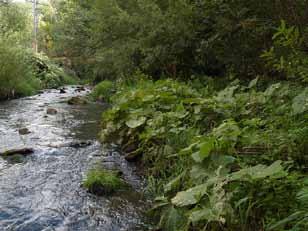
[32,54,77,89]
[268,178,308,231]
[100,77,199,180]
[100,77,308,230]
[31,0,308,229]
[261,20,308,82]
[82,168,125,195]
[0,3,39,99]
[91,80,115,102]
[2,154,25,164]
[0,38,39,99]
[45,0,308,81]
[0,2,74,100]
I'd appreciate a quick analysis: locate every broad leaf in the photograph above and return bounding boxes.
[292,88,308,115]
[125,116,146,128]
[159,206,186,231]
[191,138,215,163]
[230,160,286,182]
[171,183,208,207]
[189,207,223,223]
[264,83,281,97]
[248,77,258,89]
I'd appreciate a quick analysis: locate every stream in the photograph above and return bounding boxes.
[0,87,148,231]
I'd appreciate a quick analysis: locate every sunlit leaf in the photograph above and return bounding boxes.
[171,183,208,207]
[248,77,258,89]
[125,116,146,128]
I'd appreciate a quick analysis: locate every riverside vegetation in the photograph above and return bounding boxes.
[95,76,308,231]
[0,2,76,100]
[2,0,308,230]
[74,1,308,230]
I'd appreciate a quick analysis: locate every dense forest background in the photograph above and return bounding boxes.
[1,0,308,230]
[43,0,308,83]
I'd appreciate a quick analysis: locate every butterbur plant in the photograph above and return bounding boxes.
[100,77,308,230]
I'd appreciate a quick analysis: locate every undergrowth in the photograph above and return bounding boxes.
[32,53,77,89]
[91,80,115,102]
[0,51,77,100]
[98,74,308,231]
[0,3,76,100]
[0,38,40,99]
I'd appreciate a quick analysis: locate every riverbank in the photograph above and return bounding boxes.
[0,52,77,101]
[95,76,308,231]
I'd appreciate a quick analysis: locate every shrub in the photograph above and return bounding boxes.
[0,38,40,99]
[91,80,114,102]
[261,20,308,82]
[32,54,77,89]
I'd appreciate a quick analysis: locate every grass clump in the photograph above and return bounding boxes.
[82,168,125,195]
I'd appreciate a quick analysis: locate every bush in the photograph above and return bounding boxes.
[0,2,41,99]
[261,20,308,82]
[82,168,125,195]
[91,80,115,102]
[0,38,40,99]
[32,54,77,89]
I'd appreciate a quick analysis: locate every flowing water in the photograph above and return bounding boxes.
[0,87,148,231]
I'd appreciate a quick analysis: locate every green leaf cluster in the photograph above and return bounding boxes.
[100,77,308,230]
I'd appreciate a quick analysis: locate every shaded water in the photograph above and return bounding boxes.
[0,87,148,231]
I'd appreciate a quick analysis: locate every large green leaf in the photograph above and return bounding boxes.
[292,88,308,115]
[171,183,208,207]
[215,86,239,103]
[189,207,220,223]
[230,160,286,182]
[125,116,146,128]
[159,206,186,231]
[179,141,199,156]
[191,138,215,163]
[213,120,241,145]
[248,77,258,89]
[264,83,281,97]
